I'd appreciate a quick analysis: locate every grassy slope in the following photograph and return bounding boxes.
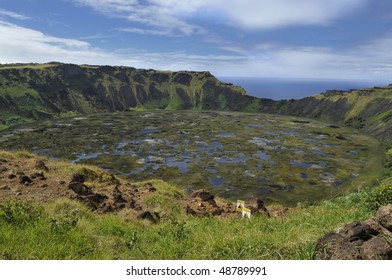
[0,195,373,260]
[1,63,392,259]
[0,63,251,130]
[280,85,392,142]
[0,150,380,260]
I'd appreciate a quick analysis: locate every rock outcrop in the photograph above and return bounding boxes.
[0,62,257,130]
[313,204,392,260]
[244,197,270,217]
[0,154,173,221]
[274,87,392,142]
[186,189,235,216]
[2,63,392,141]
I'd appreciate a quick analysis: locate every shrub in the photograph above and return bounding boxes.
[364,184,392,210]
[14,150,35,158]
[50,203,79,234]
[0,201,43,228]
[158,219,190,241]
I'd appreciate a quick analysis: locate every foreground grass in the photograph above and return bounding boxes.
[1,149,389,260]
[0,192,373,260]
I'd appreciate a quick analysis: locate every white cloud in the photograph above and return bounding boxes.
[0,9,30,20]
[1,18,392,80]
[209,0,368,29]
[0,20,109,64]
[215,39,392,80]
[71,0,368,35]
[72,0,204,36]
[0,20,234,70]
[119,27,183,36]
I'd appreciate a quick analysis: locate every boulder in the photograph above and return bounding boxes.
[338,221,378,241]
[75,193,108,211]
[362,218,392,238]
[137,211,160,223]
[186,202,223,217]
[190,189,215,201]
[68,182,91,195]
[31,172,46,180]
[70,173,85,183]
[244,197,270,217]
[35,160,49,171]
[186,189,224,216]
[362,237,392,260]
[375,204,392,232]
[314,204,392,260]
[19,175,33,185]
[313,232,361,260]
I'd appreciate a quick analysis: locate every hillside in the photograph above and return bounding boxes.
[1,63,392,260]
[0,150,380,259]
[275,86,392,142]
[0,62,271,130]
[2,63,392,143]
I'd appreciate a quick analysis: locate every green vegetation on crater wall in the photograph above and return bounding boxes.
[2,62,392,142]
[166,92,185,110]
[278,86,392,141]
[0,62,253,128]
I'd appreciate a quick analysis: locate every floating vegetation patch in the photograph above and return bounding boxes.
[0,110,383,205]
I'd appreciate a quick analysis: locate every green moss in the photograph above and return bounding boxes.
[218,94,227,110]
[166,93,184,110]
[0,124,9,131]
[243,98,261,113]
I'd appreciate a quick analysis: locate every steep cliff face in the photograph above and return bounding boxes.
[0,63,267,127]
[1,62,392,142]
[276,86,392,142]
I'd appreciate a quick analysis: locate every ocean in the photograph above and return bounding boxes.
[218,77,391,100]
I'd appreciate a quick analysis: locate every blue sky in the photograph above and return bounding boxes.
[1,0,392,80]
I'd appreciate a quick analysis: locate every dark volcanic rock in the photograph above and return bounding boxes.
[31,172,46,180]
[314,204,392,260]
[361,237,392,260]
[137,211,160,223]
[76,193,108,211]
[68,182,91,195]
[190,189,215,201]
[35,160,49,171]
[338,221,378,241]
[187,189,224,216]
[244,197,270,217]
[19,175,33,185]
[70,173,85,183]
[314,232,362,260]
[172,72,193,85]
[375,204,392,231]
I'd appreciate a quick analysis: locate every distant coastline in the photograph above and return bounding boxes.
[219,77,391,100]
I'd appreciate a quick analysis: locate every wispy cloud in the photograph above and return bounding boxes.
[208,0,368,29]
[71,0,368,35]
[119,27,178,37]
[1,17,392,80]
[0,9,30,20]
[0,20,230,70]
[217,39,392,80]
[72,0,205,36]
[0,20,104,63]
